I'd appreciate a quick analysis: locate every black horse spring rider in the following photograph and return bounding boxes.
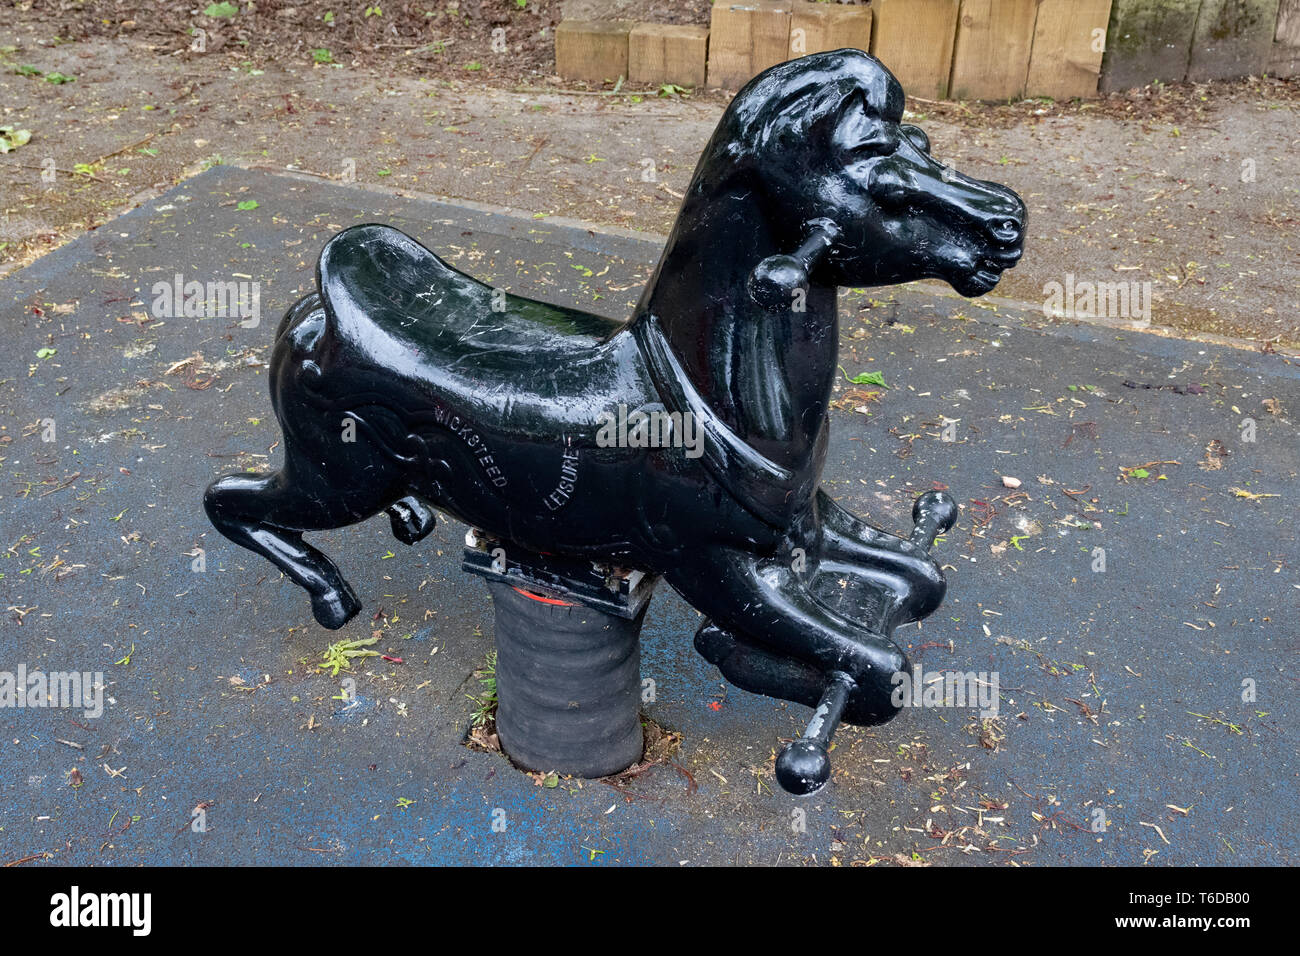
[205,50,1026,794]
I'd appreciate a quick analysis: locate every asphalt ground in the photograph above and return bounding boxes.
[1,166,1295,865]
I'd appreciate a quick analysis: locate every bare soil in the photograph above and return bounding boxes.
[22,0,567,81]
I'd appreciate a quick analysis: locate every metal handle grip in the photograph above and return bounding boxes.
[909,490,958,552]
[774,671,854,795]
[747,218,842,311]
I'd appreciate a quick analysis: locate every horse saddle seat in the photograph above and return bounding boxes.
[316,224,627,377]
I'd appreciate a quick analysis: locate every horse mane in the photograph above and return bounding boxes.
[702,49,906,172]
[635,52,908,460]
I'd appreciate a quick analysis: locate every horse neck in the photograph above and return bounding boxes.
[632,186,839,471]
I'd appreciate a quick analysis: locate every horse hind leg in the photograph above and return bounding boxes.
[386,495,437,545]
[668,545,909,722]
[204,462,371,629]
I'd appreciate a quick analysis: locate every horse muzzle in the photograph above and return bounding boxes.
[870,151,1027,294]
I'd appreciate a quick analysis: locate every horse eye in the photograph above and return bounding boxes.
[899,125,931,154]
[849,134,898,157]
[834,99,898,158]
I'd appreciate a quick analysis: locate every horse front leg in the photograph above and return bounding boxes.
[812,488,955,623]
[667,545,909,720]
[694,619,897,725]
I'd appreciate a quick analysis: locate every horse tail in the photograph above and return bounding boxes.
[268,292,332,427]
[269,290,422,470]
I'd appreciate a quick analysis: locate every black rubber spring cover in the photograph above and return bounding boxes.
[487,580,645,777]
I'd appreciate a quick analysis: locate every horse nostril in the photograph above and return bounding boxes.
[990,217,1023,246]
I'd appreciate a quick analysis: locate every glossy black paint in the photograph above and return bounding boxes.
[204,50,1026,792]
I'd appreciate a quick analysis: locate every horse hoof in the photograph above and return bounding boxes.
[775,740,831,795]
[311,582,361,630]
[388,497,436,545]
[693,620,735,663]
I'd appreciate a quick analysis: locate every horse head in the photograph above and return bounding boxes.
[638,50,1026,468]
[710,49,1026,301]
